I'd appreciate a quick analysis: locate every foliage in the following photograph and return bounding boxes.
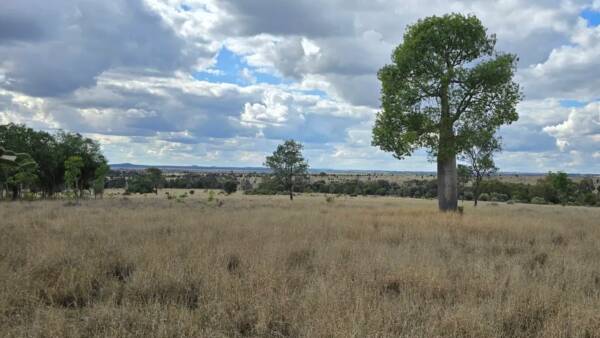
[126,174,156,194]
[93,162,109,198]
[64,156,84,197]
[264,140,309,200]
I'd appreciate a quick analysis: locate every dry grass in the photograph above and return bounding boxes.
[1,191,600,337]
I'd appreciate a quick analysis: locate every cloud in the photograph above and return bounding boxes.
[0,0,214,97]
[543,102,600,152]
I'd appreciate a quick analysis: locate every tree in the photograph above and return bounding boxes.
[264,140,309,200]
[372,14,521,211]
[461,132,500,206]
[64,156,84,198]
[145,167,163,194]
[547,171,571,205]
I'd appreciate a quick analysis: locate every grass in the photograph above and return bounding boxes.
[1,190,600,337]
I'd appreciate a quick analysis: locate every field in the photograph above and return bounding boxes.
[2,190,600,337]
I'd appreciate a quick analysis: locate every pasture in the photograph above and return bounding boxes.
[1,190,599,337]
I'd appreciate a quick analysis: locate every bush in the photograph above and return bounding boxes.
[491,193,509,202]
[478,193,490,201]
[463,191,474,201]
[223,181,238,195]
[531,197,547,205]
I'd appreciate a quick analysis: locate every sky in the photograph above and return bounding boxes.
[0,0,599,173]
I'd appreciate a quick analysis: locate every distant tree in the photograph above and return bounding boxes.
[547,171,571,205]
[265,140,309,200]
[460,132,500,206]
[64,156,84,198]
[145,167,163,194]
[372,14,521,211]
[223,180,238,195]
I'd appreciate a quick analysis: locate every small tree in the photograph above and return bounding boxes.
[460,132,499,206]
[64,156,84,199]
[265,140,309,200]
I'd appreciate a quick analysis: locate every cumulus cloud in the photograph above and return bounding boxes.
[543,102,600,152]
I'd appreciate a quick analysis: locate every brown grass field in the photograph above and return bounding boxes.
[1,190,600,337]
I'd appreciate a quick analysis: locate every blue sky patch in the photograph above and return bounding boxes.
[581,9,600,27]
[559,99,587,108]
[194,47,287,86]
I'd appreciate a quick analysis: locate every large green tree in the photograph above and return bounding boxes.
[372,14,521,211]
[265,140,309,200]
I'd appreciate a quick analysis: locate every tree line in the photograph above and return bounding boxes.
[248,171,599,207]
[0,123,108,200]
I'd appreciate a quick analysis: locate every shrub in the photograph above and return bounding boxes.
[531,197,547,205]
[223,181,238,195]
[491,193,509,202]
[463,191,474,201]
[189,190,194,195]
[325,196,335,204]
[478,193,490,201]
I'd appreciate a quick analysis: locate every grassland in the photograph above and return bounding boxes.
[1,190,600,337]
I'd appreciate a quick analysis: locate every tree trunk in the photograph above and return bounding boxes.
[289,180,294,200]
[11,186,18,201]
[437,76,457,212]
[438,155,458,211]
[473,177,480,207]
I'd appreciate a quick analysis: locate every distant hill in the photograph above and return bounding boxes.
[109,163,435,175]
[109,163,598,176]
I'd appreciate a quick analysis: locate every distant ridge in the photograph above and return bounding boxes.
[109,163,597,176]
[109,163,434,175]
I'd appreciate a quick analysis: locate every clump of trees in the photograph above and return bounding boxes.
[0,123,108,200]
[125,168,163,194]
